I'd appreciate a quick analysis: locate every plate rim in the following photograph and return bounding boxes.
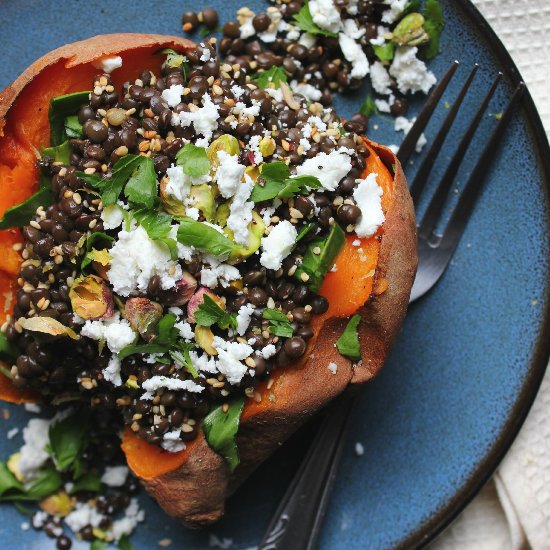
[397,1,550,548]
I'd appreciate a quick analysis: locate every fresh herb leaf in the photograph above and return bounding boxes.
[177,218,238,259]
[201,397,245,472]
[252,66,288,89]
[399,0,421,19]
[195,295,238,331]
[0,462,23,496]
[81,232,114,270]
[293,1,337,37]
[251,162,321,202]
[0,177,53,230]
[64,115,83,139]
[118,313,178,359]
[0,332,19,363]
[69,471,102,494]
[359,95,378,119]
[169,342,198,378]
[90,541,109,550]
[336,314,362,360]
[262,308,294,338]
[422,0,445,59]
[373,42,395,62]
[49,91,91,146]
[132,209,176,252]
[118,535,137,550]
[124,156,157,208]
[175,143,211,178]
[42,140,72,165]
[48,412,90,471]
[21,467,62,500]
[295,222,316,244]
[295,223,345,291]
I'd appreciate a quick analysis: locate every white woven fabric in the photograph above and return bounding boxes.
[432,1,550,548]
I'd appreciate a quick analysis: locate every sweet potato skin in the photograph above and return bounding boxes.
[143,141,417,527]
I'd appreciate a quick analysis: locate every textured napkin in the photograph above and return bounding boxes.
[431,1,550,548]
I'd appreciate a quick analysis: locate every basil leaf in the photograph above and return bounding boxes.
[252,66,288,89]
[359,95,378,119]
[422,0,445,59]
[81,232,114,270]
[295,223,345,291]
[124,156,157,208]
[119,313,178,359]
[336,314,362,360]
[293,1,338,37]
[42,140,72,165]
[118,534,137,550]
[0,177,53,230]
[263,308,294,338]
[0,331,19,363]
[251,162,320,202]
[175,143,210,178]
[169,342,198,378]
[195,295,237,331]
[201,397,245,472]
[48,412,90,471]
[373,42,395,62]
[177,218,238,259]
[69,471,102,494]
[64,115,83,139]
[0,462,23,496]
[49,91,91,146]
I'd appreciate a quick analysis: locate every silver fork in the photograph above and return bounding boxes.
[258,62,526,550]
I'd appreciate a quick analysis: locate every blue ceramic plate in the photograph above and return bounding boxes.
[1,0,549,548]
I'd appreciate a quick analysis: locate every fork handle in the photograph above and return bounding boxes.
[258,391,358,550]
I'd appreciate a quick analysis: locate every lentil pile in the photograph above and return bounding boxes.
[2,42,386,452]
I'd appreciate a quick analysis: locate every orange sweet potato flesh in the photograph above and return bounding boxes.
[0,35,417,527]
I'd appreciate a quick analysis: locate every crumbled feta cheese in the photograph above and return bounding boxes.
[382,0,407,23]
[247,135,263,165]
[328,362,338,374]
[231,85,245,98]
[355,442,365,456]
[236,304,255,336]
[260,205,276,226]
[258,7,287,42]
[290,81,322,102]
[103,354,122,386]
[370,61,392,95]
[24,403,41,414]
[7,427,18,439]
[394,116,427,152]
[199,45,211,62]
[161,84,184,108]
[342,18,365,39]
[171,94,220,144]
[108,225,182,296]
[175,321,194,340]
[111,498,145,541]
[101,465,129,487]
[353,173,385,238]
[101,203,125,230]
[65,503,105,533]
[213,337,254,385]
[233,101,261,118]
[92,56,123,73]
[189,350,218,374]
[215,152,246,199]
[308,0,342,33]
[375,99,391,113]
[260,220,297,270]
[20,522,30,531]
[161,430,186,453]
[352,239,361,246]
[265,86,284,102]
[306,116,327,132]
[208,534,234,549]
[81,312,135,354]
[295,149,352,191]
[227,177,254,246]
[200,263,241,288]
[298,32,317,48]
[142,376,204,394]
[338,33,369,79]
[259,344,277,359]
[32,511,48,529]
[18,418,52,481]
[389,47,437,95]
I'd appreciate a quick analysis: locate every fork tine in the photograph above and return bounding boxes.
[397,60,459,166]
[409,65,479,206]
[439,82,526,251]
[418,73,503,241]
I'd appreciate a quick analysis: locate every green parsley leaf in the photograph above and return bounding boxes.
[373,42,396,62]
[42,140,72,165]
[252,66,288,89]
[90,541,109,550]
[81,232,114,270]
[422,0,445,59]
[336,314,362,360]
[69,471,102,494]
[63,115,83,139]
[49,91,91,146]
[201,397,245,472]
[131,208,178,260]
[124,156,157,208]
[176,143,211,178]
[195,295,238,331]
[21,467,62,501]
[169,341,198,378]
[293,1,338,37]
[359,95,378,119]
[48,411,90,471]
[295,222,345,292]
[0,175,53,230]
[118,535,137,550]
[295,222,316,244]
[177,217,239,259]
[0,462,23,496]
[263,308,294,338]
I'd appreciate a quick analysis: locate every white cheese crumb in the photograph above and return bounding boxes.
[100,203,125,230]
[92,56,123,74]
[102,354,122,386]
[171,94,220,144]
[142,376,204,394]
[353,173,385,238]
[370,61,392,95]
[215,151,246,199]
[175,320,194,340]
[101,465,129,487]
[290,81,322,102]
[65,503,105,533]
[260,220,297,270]
[227,176,254,246]
[32,511,48,529]
[24,403,41,414]
[161,84,184,108]
[259,344,277,359]
[208,534,234,549]
[389,47,437,95]
[338,33,369,79]
[199,45,211,62]
[328,362,338,374]
[355,442,365,456]
[295,148,352,191]
[111,498,145,541]
[6,427,18,439]
[213,337,253,385]
[18,418,52,481]
[81,313,136,354]
[200,263,241,289]
[236,304,255,336]
[394,116,427,152]
[161,430,186,453]
[382,0,407,23]
[375,99,391,113]
[189,350,218,374]
[20,522,30,531]
[308,0,342,33]
[108,225,182,296]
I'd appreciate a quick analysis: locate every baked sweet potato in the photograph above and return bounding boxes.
[0,34,417,527]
